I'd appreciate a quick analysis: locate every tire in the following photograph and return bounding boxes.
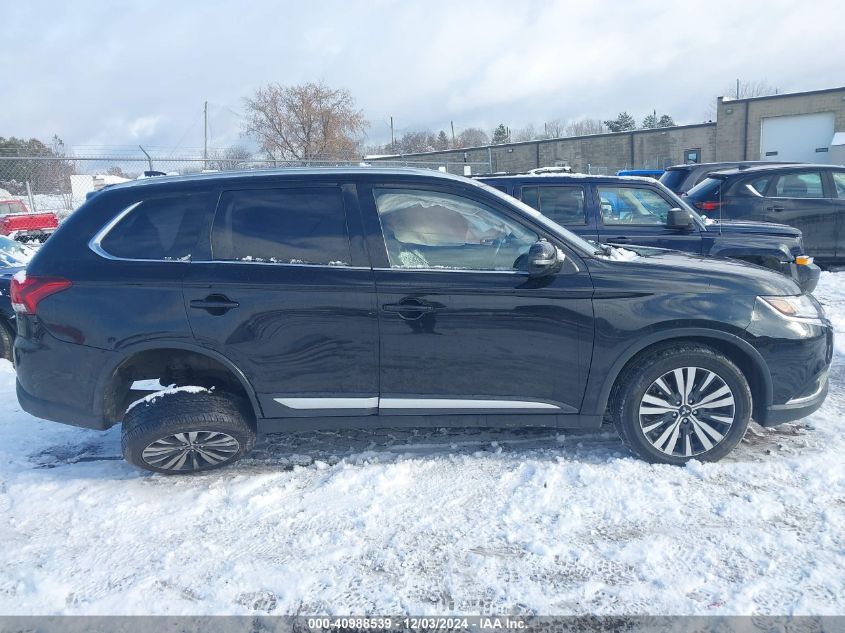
[0,322,13,362]
[121,391,256,474]
[610,344,752,464]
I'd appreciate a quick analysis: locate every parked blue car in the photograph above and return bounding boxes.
[477,173,820,292]
[616,169,664,179]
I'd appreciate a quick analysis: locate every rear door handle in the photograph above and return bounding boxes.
[382,299,437,320]
[766,206,785,212]
[607,236,631,244]
[190,295,240,313]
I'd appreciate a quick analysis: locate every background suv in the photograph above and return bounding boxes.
[685,164,845,264]
[13,168,833,474]
[479,173,820,292]
[659,161,798,194]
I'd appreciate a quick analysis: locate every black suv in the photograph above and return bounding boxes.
[13,168,833,473]
[659,161,797,195]
[479,174,820,293]
[685,164,845,264]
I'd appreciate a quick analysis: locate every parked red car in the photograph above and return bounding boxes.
[0,199,59,241]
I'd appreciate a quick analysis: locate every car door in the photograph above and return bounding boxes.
[595,184,704,253]
[358,181,594,422]
[517,183,600,243]
[829,169,845,259]
[183,182,379,419]
[762,170,837,259]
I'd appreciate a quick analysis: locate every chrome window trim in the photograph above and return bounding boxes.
[88,201,153,262]
[191,259,367,270]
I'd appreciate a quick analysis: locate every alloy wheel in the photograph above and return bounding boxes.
[638,366,736,457]
[141,431,240,472]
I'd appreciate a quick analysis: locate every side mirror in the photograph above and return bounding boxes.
[527,239,560,277]
[667,207,693,229]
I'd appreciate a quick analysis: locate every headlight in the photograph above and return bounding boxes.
[759,295,824,320]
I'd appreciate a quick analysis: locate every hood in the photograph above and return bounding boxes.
[589,247,800,297]
[703,219,801,238]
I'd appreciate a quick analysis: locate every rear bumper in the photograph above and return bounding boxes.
[14,330,112,430]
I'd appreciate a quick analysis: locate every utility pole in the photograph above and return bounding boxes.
[736,79,740,99]
[451,121,455,146]
[203,100,208,169]
[390,116,395,152]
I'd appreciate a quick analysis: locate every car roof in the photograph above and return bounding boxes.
[478,173,663,185]
[663,161,793,172]
[706,163,844,178]
[95,166,472,194]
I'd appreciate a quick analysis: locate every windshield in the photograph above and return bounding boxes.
[473,180,600,255]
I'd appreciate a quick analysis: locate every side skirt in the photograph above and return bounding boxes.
[257,413,603,433]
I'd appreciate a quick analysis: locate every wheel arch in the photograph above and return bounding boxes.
[594,329,773,423]
[95,341,262,426]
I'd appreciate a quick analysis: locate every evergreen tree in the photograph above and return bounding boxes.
[491,123,509,144]
[435,130,450,150]
[641,112,658,129]
[603,112,637,132]
[657,114,676,128]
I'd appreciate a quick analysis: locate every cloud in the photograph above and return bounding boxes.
[2,0,844,151]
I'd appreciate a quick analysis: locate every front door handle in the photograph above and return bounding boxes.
[382,299,436,320]
[190,295,240,314]
[607,236,631,244]
[766,206,785,212]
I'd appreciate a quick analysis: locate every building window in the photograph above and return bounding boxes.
[684,148,701,164]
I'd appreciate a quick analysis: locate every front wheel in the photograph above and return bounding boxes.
[610,344,752,464]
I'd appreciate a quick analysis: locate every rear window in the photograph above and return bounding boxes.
[685,177,723,201]
[658,169,689,192]
[100,193,208,260]
[520,185,586,225]
[0,201,27,215]
[211,187,350,265]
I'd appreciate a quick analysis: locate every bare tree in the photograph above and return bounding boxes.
[543,119,565,138]
[512,124,538,142]
[564,119,606,137]
[396,130,437,154]
[244,82,368,161]
[455,127,489,148]
[209,145,253,170]
[722,79,779,100]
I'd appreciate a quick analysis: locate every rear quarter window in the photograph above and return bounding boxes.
[658,169,689,192]
[99,193,210,261]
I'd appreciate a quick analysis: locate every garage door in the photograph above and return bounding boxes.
[760,112,835,163]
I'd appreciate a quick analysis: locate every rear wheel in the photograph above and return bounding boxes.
[121,391,256,474]
[611,344,752,464]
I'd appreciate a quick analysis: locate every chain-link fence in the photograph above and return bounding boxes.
[0,152,493,219]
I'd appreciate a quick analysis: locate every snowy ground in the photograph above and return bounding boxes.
[0,274,843,616]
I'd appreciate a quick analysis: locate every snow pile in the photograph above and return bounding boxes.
[0,274,843,615]
[599,245,640,261]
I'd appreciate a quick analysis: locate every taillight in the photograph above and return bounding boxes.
[10,272,72,316]
[693,201,722,211]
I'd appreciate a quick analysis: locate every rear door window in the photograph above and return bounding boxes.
[100,193,209,260]
[520,185,586,225]
[772,172,825,198]
[211,187,351,265]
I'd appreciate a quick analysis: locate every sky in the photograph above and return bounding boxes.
[3,0,845,155]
